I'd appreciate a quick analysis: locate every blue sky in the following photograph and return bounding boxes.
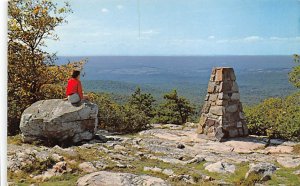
[47,0,300,56]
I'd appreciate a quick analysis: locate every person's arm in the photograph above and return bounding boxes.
[77,80,84,100]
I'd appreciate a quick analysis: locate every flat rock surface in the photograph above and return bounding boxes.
[77,171,170,186]
[8,123,300,185]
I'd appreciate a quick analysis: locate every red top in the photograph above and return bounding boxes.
[66,78,83,99]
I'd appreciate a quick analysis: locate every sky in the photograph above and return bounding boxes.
[46,0,300,56]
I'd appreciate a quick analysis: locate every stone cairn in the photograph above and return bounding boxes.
[197,67,248,141]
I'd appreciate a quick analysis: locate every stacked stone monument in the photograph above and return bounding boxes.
[197,67,248,141]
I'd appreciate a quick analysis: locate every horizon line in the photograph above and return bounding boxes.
[56,54,295,57]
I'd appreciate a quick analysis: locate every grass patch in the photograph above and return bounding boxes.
[293,144,300,154]
[266,165,300,185]
[8,170,33,184]
[194,162,262,185]
[227,162,250,184]
[39,173,80,186]
[23,157,56,175]
[8,134,23,145]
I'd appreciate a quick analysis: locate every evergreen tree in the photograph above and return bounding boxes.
[128,87,156,119]
[154,90,195,125]
[289,54,300,88]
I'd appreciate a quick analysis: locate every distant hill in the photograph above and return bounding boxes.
[58,56,297,106]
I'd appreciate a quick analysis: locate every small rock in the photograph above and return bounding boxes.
[51,153,64,161]
[135,152,144,157]
[177,143,185,149]
[144,166,163,173]
[93,161,108,170]
[245,162,277,181]
[293,170,300,175]
[116,163,127,168]
[277,157,300,168]
[203,175,214,181]
[53,161,68,173]
[185,155,205,164]
[78,162,97,173]
[205,161,236,173]
[162,169,174,176]
[176,174,196,184]
[114,145,126,151]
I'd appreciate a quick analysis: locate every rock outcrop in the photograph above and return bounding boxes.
[8,123,300,185]
[77,171,170,186]
[20,99,98,145]
[245,162,277,181]
[197,67,248,141]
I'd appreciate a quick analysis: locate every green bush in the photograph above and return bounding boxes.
[244,91,300,141]
[128,87,156,119]
[153,90,195,125]
[89,91,151,133]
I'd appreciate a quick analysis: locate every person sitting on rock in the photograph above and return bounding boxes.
[65,70,89,103]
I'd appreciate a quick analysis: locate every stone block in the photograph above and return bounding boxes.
[210,106,224,116]
[243,125,249,135]
[239,112,245,119]
[219,82,232,92]
[228,128,238,137]
[218,93,229,100]
[206,119,216,127]
[209,93,218,102]
[205,94,209,101]
[201,102,210,113]
[237,121,243,128]
[215,126,225,141]
[232,82,239,92]
[199,114,207,127]
[216,100,228,106]
[238,128,244,136]
[230,70,236,80]
[231,93,240,100]
[226,104,238,113]
[207,81,216,93]
[223,68,233,81]
[215,69,223,81]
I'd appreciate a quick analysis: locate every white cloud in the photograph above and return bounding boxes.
[243,36,263,42]
[101,8,109,13]
[208,35,215,39]
[117,5,123,10]
[270,36,300,41]
[216,36,263,43]
[141,30,160,35]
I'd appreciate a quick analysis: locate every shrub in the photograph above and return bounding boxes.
[244,91,300,141]
[128,87,156,119]
[289,54,300,88]
[153,90,195,125]
[88,92,150,133]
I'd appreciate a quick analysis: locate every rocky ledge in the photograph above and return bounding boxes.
[8,123,300,185]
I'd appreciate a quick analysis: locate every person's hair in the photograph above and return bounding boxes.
[71,70,80,78]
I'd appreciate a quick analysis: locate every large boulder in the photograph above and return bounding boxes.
[20,99,98,145]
